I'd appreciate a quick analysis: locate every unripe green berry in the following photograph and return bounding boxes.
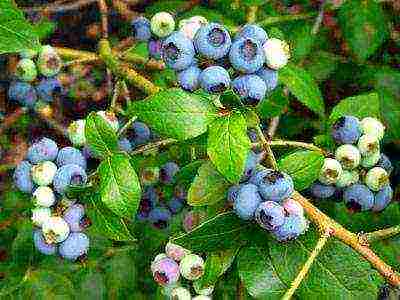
[32,161,57,186]
[319,158,343,185]
[33,186,56,207]
[361,117,385,140]
[37,45,62,77]
[360,151,380,168]
[336,170,359,188]
[263,38,290,70]
[31,207,52,227]
[170,287,192,300]
[42,216,70,244]
[96,111,119,132]
[151,12,175,38]
[365,167,389,192]
[335,144,361,170]
[15,58,37,82]
[140,166,160,186]
[68,119,86,147]
[193,296,211,300]
[357,134,379,156]
[179,254,205,281]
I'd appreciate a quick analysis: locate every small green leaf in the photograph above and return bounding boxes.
[85,112,119,159]
[172,212,252,252]
[257,87,289,119]
[207,112,251,183]
[98,153,141,218]
[278,150,324,191]
[128,88,217,141]
[11,220,37,267]
[187,161,231,206]
[87,194,135,242]
[379,91,400,141]
[32,19,56,40]
[279,64,325,117]
[338,0,388,62]
[329,92,380,124]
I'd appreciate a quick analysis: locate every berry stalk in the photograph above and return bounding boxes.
[363,225,400,243]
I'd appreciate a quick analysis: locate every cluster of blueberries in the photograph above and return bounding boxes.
[151,242,212,300]
[13,137,90,260]
[310,116,393,212]
[136,161,187,229]
[228,150,308,242]
[132,12,289,105]
[8,45,63,108]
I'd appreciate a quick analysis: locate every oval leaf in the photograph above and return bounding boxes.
[207,112,251,183]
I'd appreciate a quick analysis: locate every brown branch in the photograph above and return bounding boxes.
[23,0,97,13]
[267,116,280,138]
[112,0,139,21]
[130,138,177,156]
[0,107,27,136]
[362,225,400,244]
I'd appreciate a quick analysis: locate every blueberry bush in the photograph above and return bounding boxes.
[1,0,400,299]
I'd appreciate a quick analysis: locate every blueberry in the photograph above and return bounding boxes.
[165,242,190,262]
[15,58,37,82]
[63,204,85,232]
[150,12,175,38]
[178,65,201,91]
[160,162,180,184]
[31,161,58,186]
[162,32,195,71]
[272,214,308,242]
[372,185,393,212]
[232,75,267,105]
[137,186,158,220]
[37,45,62,77]
[236,24,268,45]
[199,66,230,94]
[249,169,294,202]
[262,38,290,70]
[255,67,278,92]
[310,181,337,199]
[335,144,361,170]
[318,158,343,185]
[179,253,205,281]
[343,184,374,212]
[361,117,385,140]
[179,16,208,40]
[53,164,87,195]
[8,81,37,107]
[27,137,59,164]
[148,38,162,60]
[131,16,151,41]
[36,77,63,103]
[365,167,389,192]
[331,116,362,145]
[148,207,172,229]
[13,160,34,193]
[59,232,89,261]
[227,185,240,203]
[118,137,132,153]
[167,197,184,214]
[130,121,151,146]
[33,230,57,255]
[242,150,265,181]
[376,153,393,175]
[247,129,258,142]
[233,183,263,220]
[229,37,265,73]
[56,147,87,170]
[194,22,232,60]
[174,184,187,200]
[282,198,304,216]
[151,256,180,286]
[255,201,285,230]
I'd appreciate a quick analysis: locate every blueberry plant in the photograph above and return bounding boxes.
[1,0,400,299]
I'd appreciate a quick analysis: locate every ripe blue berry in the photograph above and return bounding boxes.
[53,164,87,195]
[160,162,180,184]
[255,67,278,92]
[59,232,89,261]
[229,37,265,73]
[131,17,151,41]
[194,23,232,60]
[36,77,63,103]
[255,201,285,230]
[148,38,163,60]
[13,160,34,193]
[249,169,294,202]
[8,81,37,107]
[162,32,195,71]
[118,137,132,153]
[343,184,374,212]
[151,256,180,286]
[242,150,265,181]
[167,197,184,214]
[63,204,85,232]
[199,66,230,94]
[310,181,336,199]
[137,186,158,220]
[33,230,57,255]
[331,116,362,145]
[272,214,308,242]
[149,207,172,229]
[372,185,393,212]
[131,121,151,146]
[37,45,62,77]
[227,185,240,203]
[236,24,268,45]
[15,58,37,82]
[233,183,263,220]
[178,65,201,91]
[282,198,304,216]
[232,75,267,105]
[56,147,87,170]
[376,153,393,175]
[27,137,59,164]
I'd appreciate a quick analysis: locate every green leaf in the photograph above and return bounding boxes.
[32,19,56,40]
[77,271,107,300]
[278,150,324,191]
[304,51,341,82]
[257,87,289,119]
[87,194,135,242]
[207,112,251,183]
[128,88,217,141]
[338,0,388,62]
[98,153,141,218]
[187,161,231,206]
[379,91,400,141]
[237,244,287,299]
[279,64,325,117]
[290,24,315,61]
[329,92,380,124]
[0,0,41,54]
[11,220,37,267]
[85,112,119,159]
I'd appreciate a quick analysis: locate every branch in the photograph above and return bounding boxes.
[257,12,317,27]
[255,126,278,169]
[130,138,177,156]
[267,116,280,138]
[362,225,400,244]
[23,0,97,13]
[0,107,27,136]
[267,140,326,154]
[246,6,258,23]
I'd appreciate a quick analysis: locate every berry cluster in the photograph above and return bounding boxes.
[151,242,212,300]
[132,12,290,105]
[13,137,90,260]
[229,150,308,242]
[8,46,63,108]
[136,161,187,229]
[311,116,393,212]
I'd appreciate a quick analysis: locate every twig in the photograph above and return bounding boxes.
[35,107,69,138]
[267,116,280,138]
[282,230,331,300]
[246,6,258,23]
[258,12,317,27]
[112,0,138,21]
[130,138,177,156]
[267,140,326,154]
[118,116,137,137]
[97,0,109,39]
[255,126,278,169]
[363,225,400,244]
[311,2,326,35]
[0,107,27,136]
[23,0,97,13]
